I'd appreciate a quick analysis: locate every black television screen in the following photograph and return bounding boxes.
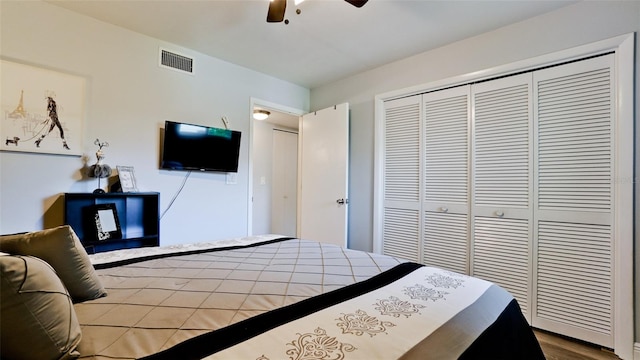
[161,120,241,173]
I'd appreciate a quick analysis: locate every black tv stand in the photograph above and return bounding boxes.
[64,192,159,254]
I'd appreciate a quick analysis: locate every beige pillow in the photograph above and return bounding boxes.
[0,254,82,360]
[0,225,106,302]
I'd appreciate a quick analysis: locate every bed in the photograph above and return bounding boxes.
[0,226,544,360]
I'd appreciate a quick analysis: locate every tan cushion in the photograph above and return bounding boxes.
[0,225,106,302]
[0,254,82,360]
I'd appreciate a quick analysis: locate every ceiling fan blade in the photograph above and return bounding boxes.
[344,0,368,8]
[267,0,287,22]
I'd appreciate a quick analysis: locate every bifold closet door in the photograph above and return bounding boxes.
[271,129,298,237]
[532,54,615,348]
[471,73,534,321]
[422,86,470,274]
[382,95,421,262]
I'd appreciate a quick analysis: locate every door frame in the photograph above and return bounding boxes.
[248,97,304,236]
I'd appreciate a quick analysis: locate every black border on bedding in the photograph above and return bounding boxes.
[459,299,545,359]
[93,237,295,269]
[140,262,424,360]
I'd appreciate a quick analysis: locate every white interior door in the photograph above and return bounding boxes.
[471,73,534,321]
[532,54,615,348]
[422,85,471,274]
[271,129,298,236]
[381,95,421,262]
[299,103,349,246]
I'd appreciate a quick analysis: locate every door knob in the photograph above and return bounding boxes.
[336,198,349,205]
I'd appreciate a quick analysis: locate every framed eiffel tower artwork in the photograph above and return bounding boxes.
[1,59,85,156]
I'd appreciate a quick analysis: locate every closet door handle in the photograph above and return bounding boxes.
[440,207,448,213]
[495,211,505,218]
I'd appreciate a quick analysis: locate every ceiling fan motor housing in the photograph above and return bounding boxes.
[267,0,368,23]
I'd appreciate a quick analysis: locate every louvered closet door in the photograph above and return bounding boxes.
[382,95,422,262]
[422,86,470,274]
[532,54,615,348]
[471,73,533,321]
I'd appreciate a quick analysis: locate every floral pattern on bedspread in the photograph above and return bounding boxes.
[336,310,395,337]
[403,283,449,302]
[373,296,425,318]
[204,267,506,360]
[286,327,356,360]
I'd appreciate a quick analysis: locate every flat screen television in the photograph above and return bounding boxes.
[160,120,241,173]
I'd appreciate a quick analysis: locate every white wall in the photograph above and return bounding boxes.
[312,0,639,251]
[0,1,309,243]
[310,0,640,344]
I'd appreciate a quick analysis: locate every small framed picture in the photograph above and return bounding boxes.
[89,203,122,241]
[116,165,138,192]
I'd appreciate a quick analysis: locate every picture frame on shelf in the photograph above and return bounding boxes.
[116,165,138,192]
[88,203,121,241]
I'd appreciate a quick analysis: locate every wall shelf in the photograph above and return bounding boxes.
[64,192,159,254]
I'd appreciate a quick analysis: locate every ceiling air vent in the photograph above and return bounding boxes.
[159,48,194,74]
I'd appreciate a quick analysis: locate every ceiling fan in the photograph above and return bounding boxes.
[267,0,368,23]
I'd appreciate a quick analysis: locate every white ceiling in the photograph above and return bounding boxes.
[47,0,577,89]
